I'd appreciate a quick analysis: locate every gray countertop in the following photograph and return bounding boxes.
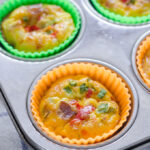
[0,92,149,150]
[0,93,30,150]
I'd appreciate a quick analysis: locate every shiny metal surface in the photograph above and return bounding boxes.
[83,0,150,27]
[132,30,150,92]
[0,0,150,149]
[27,58,138,149]
[0,0,85,62]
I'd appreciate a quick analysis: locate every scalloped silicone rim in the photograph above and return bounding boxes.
[0,0,81,58]
[136,36,150,88]
[30,62,131,145]
[91,0,150,25]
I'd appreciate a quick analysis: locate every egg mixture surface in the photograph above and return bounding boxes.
[98,0,150,17]
[2,4,75,52]
[143,50,150,79]
[39,75,120,139]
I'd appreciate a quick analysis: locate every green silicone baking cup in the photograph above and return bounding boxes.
[91,0,150,25]
[0,0,81,59]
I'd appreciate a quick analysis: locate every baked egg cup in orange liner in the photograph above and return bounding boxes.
[136,36,150,88]
[30,62,131,145]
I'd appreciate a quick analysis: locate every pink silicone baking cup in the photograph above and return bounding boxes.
[30,62,131,145]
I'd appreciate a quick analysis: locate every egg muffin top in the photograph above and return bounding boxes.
[98,0,150,17]
[2,4,75,52]
[39,75,120,139]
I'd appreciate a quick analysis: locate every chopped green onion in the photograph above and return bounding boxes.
[64,86,72,94]
[23,16,29,22]
[46,30,53,34]
[130,0,135,4]
[80,83,88,94]
[43,111,50,119]
[97,89,107,99]
[96,103,109,114]
[69,80,77,86]
[108,107,116,113]
[47,20,56,26]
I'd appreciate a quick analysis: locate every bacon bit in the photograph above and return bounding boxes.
[75,105,95,120]
[70,118,81,127]
[86,88,93,98]
[59,101,76,120]
[70,105,95,126]
[25,25,40,32]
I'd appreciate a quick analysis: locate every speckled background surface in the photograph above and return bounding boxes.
[0,93,31,150]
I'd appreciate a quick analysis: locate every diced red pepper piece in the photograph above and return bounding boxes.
[30,25,40,31]
[51,32,57,38]
[75,105,95,120]
[121,0,128,2]
[25,25,40,32]
[86,88,93,98]
[76,102,83,110]
[70,105,95,127]
[76,110,88,120]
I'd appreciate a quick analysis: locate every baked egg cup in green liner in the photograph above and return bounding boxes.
[0,0,81,59]
[91,0,150,25]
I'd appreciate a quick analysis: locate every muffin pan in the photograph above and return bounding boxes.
[132,30,150,92]
[0,0,150,149]
[28,61,132,146]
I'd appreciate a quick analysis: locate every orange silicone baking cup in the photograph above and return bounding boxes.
[30,62,131,145]
[136,36,150,88]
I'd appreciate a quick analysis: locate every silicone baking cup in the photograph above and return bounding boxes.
[91,0,150,25]
[136,36,150,88]
[30,62,131,145]
[0,0,81,58]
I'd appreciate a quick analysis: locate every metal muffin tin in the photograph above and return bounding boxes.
[27,59,138,149]
[0,0,150,149]
[132,30,150,92]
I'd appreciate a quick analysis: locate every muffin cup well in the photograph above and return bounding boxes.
[136,36,150,88]
[91,0,150,25]
[0,0,81,59]
[30,62,131,145]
